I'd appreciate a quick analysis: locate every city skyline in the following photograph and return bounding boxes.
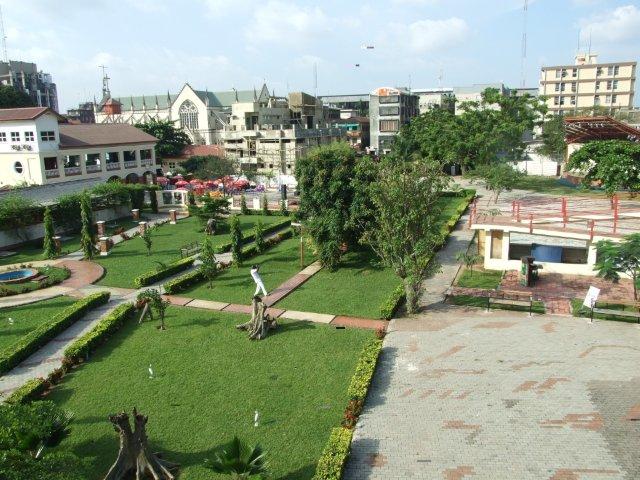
[2,0,639,111]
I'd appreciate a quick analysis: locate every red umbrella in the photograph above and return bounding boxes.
[156,176,169,185]
[175,180,189,188]
[174,173,183,178]
[190,179,202,185]
[205,180,216,188]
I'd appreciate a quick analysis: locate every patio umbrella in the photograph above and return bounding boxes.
[156,176,169,185]
[190,179,202,185]
[205,180,216,188]
[175,180,189,188]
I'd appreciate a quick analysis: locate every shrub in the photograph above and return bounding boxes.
[163,269,205,294]
[64,302,135,362]
[261,193,269,216]
[313,427,353,480]
[5,378,49,405]
[0,291,110,375]
[379,284,405,320]
[230,214,243,265]
[347,338,383,400]
[280,198,289,216]
[80,193,94,260]
[254,219,265,253]
[240,194,249,215]
[134,256,195,287]
[42,206,56,259]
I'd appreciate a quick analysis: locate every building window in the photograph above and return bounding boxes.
[572,68,577,78]
[553,96,560,106]
[596,67,602,76]
[40,131,55,141]
[605,95,612,104]
[140,149,152,160]
[614,65,619,75]
[179,100,199,130]
[25,131,34,142]
[560,83,565,92]
[106,151,120,163]
[168,162,176,170]
[44,157,58,170]
[86,153,100,166]
[613,80,618,90]
[606,80,612,90]
[0,132,5,142]
[14,161,23,173]
[379,106,400,116]
[379,95,400,104]
[123,150,136,162]
[570,96,576,106]
[10,132,19,142]
[555,69,561,78]
[612,94,617,104]
[596,82,600,91]
[64,155,80,168]
[607,66,614,76]
[594,95,601,106]
[554,83,560,92]
[571,82,577,93]
[379,120,399,132]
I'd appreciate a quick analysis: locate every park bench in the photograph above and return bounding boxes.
[180,242,201,258]
[590,301,640,323]
[487,290,534,316]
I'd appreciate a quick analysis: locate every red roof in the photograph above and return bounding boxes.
[58,124,158,149]
[564,116,640,144]
[0,107,60,122]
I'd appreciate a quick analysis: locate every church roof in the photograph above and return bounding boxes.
[111,94,178,111]
[193,89,262,108]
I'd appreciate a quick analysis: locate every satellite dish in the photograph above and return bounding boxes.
[355,64,360,67]
[361,45,375,50]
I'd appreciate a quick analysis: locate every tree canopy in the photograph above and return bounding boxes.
[594,233,640,301]
[134,119,191,159]
[181,155,236,179]
[567,140,640,196]
[536,114,566,162]
[0,85,34,109]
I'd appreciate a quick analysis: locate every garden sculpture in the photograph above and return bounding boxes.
[236,296,277,340]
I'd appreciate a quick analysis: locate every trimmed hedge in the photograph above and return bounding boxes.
[214,218,292,253]
[379,284,405,320]
[0,291,110,375]
[5,377,49,405]
[134,256,196,288]
[347,338,384,400]
[64,302,135,362]
[313,427,354,480]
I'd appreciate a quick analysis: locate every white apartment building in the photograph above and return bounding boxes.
[412,88,454,114]
[369,87,419,154]
[540,54,636,114]
[0,107,158,188]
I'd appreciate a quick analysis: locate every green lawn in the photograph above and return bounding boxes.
[0,266,70,296]
[0,236,81,267]
[95,215,284,289]
[276,248,398,318]
[510,175,605,197]
[0,296,77,352]
[180,237,313,305]
[455,268,503,289]
[48,307,371,480]
[448,294,546,314]
[571,298,640,323]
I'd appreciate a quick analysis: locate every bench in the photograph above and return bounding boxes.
[590,301,640,323]
[180,242,201,258]
[487,291,534,316]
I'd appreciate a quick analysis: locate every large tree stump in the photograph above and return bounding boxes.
[236,296,277,340]
[103,408,178,480]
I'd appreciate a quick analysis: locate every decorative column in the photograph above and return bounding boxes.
[169,209,177,224]
[252,197,260,210]
[132,209,140,221]
[99,237,111,256]
[138,221,147,235]
[96,221,106,236]
[53,235,62,255]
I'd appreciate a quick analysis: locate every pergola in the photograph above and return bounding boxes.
[564,115,640,144]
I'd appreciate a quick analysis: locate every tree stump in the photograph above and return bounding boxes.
[236,296,277,340]
[103,408,178,480]
[205,218,216,235]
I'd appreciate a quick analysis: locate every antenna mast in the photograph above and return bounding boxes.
[0,6,8,62]
[313,62,317,98]
[520,0,528,88]
[99,65,110,97]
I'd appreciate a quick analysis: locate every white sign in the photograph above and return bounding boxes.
[583,286,600,309]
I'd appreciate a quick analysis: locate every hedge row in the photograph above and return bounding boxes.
[5,377,49,405]
[134,256,196,288]
[64,302,135,362]
[0,291,110,376]
[240,208,290,217]
[314,337,384,479]
[214,218,292,253]
[312,427,354,480]
[379,284,405,320]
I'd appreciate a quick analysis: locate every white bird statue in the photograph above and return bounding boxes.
[148,364,154,379]
[254,410,259,427]
[7,317,13,326]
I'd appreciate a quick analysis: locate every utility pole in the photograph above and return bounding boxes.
[520,0,528,88]
[313,62,317,98]
[99,65,110,97]
[0,5,8,63]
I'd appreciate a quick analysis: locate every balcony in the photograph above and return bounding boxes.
[44,169,60,179]
[140,159,153,167]
[124,160,137,169]
[64,166,81,176]
[86,164,102,173]
[106,162,121,171]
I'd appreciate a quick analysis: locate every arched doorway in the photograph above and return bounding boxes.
[107,175,122,183]
[125,173,139,184]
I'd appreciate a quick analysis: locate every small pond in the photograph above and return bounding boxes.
[0,268,38,284]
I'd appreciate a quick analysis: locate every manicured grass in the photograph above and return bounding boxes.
[0,296,77,352]
[95,215,283,289]
[570,298,640,323]
[180,237,313,305]
[0,236,81,266]
[0,266,70,296]
[48,306,371,480]
[510,175,605,197]
[448,294,546,314]
[455,268,503,289]
[276,248,398,319]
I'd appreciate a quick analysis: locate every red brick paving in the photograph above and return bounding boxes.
[548,468,618,480]
[161,295,193,306]
[444,466,476,480]
[57,260,104,288]
[262,273,313,306]
[330,315,388,331]
[222,303,253,314]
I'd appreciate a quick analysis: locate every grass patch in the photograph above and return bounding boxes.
[448,294,545,314]
[0,236,81,266]
[0,296,77,352]
[455,268,503,289]
[510,175,605,197]
[95,215,283,289]
[0,266,70,296]
[47,306,371,480]
[570,298,640,323]
[180,237,313,304]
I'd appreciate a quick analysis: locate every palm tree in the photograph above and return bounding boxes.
[205,437,268,479]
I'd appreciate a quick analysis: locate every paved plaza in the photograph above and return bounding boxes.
[344,307,640,480]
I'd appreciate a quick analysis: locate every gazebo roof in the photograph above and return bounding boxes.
[564,115,640,144]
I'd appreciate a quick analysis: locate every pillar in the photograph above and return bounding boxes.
[53,235,62,255]
[132,209,140,221]
[484,229,492,265]
[252,197,260,210]
[587,242,598,270]
[169,209,177,225]
[138,221,147,234]
[96,220,106,236]
[99,237,111,256]
[501,231,510,262]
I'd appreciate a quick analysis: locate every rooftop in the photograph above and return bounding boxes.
[165,144,225,159]
[58,124,157,149]
[0,107,59,121]
[564,116,640,143]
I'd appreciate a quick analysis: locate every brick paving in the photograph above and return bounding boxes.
[56,259,104,288]
[343,306,640,480]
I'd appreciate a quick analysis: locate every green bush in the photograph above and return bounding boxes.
[0,292,110,375]
[4,378,49,405]
[164,269,206,294]
[347,338,383,400]
[214,218,291,253]
[313,427,353,480]
[134,256,195,288]
[379,284,405,320]
[64,302,135,362]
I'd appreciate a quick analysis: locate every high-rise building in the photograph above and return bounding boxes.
[66,102,96,124]
[0,61,58,111]
[539,54,636,114]
[369,87,419,154]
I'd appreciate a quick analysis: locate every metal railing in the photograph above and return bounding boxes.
[44,169,60,178]
[64,166,81,176]
[86,164,102,173]
[124,160,137,169]
[106,162,121,171]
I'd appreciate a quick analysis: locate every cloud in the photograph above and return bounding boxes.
[124,0,168,12]
[579,4,640,43]
[387,17,469,55]
[202,0,249,16]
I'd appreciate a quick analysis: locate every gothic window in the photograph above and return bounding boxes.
[179,100,199,130]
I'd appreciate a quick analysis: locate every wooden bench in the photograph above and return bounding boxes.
[591,301,640,323]
[180,242,201,258]
[487,291,534,316]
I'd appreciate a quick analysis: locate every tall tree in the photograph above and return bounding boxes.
[361,156,450,313]
[79,194,94,260]
[42,206,56,259]
[141,227,153,256]
[199,237,218,288]
[594,233,640,301]
[567,140,640,196]
[134,119,191,159]
[472,162,524,203]
[229,214,243,266]
[295,142,358,270]
[0,85,34,108]
[181,155,236,179]
[536,113,566,163]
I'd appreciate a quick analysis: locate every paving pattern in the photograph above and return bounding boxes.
[344,307,640,480]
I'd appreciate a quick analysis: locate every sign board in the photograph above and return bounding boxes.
[371,87,400,97]
[583,286,600,309]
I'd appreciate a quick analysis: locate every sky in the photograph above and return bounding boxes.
[3,0,640,111]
